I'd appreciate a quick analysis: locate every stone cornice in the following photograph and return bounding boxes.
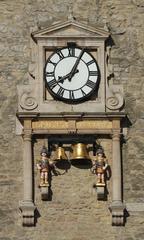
[16,112,126,120]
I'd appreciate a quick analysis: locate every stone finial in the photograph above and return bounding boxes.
[67,4,75,21]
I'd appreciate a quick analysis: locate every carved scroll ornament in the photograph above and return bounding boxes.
[20,90,38,111]
[106,91,124,110]
[105,44,124,111]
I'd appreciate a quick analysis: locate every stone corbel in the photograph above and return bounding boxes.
[40,187,50,201]
[96,186,105,200]
[19,201,36,227]
[110,202,125,226]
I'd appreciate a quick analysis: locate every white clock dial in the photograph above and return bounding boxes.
[44,46,99,102]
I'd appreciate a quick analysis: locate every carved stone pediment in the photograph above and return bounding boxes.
[32,20,109,41]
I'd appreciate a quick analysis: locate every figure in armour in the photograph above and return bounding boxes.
[91,148,108,186]
[37,146,50,187]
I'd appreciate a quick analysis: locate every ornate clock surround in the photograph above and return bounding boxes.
[16,19,125,227]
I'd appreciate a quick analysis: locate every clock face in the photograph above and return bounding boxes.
[44,46,99,102]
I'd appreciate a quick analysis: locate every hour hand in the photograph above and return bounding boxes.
[68,48,85,81]
[57,69,79,83]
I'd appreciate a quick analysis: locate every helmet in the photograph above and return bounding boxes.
[40,146,48,156]
[96,148,104,156]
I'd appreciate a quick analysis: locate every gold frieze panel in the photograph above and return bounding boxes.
[32,120,68,129]
[32,120,112,130]
[76,120,112,129]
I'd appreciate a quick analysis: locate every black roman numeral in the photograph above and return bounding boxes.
[69,90,75,99]
[48,79,57,89]
[81,89,86,96]
[89,71,98,76]
[86,80,95,89]
[68,47,75,57]
[57,87,65,97]
[86,60,95,66]
[46,71,54,77]
[49,60,57,66]
[57,50,64,60]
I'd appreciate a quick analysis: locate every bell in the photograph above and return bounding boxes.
[54,146,68,161]
[71,143,90,160]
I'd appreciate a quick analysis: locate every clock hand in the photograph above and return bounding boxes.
[57,69,79,83]
[68,48,85,81]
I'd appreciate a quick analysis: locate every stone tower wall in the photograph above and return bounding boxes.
[0,0,144,239]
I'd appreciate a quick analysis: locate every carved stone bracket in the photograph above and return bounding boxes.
[19,201,36,226]
[110,202,125,226]
[40,186,49,201]
[96,185,105,200]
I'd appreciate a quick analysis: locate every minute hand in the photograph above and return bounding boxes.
[68,48,85,81]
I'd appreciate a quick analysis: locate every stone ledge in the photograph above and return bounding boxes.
[126,203,144,215]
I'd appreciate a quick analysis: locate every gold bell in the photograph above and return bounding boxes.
[71,143,90,160]
[54,146,68,161]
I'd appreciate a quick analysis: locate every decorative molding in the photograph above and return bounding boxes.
[106,91,124,110]
[20,90,38,111]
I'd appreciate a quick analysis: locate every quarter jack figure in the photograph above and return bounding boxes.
[37,146,49,187]
[92,148,108,186]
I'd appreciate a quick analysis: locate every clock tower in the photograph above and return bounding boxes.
[17,18,125,226]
